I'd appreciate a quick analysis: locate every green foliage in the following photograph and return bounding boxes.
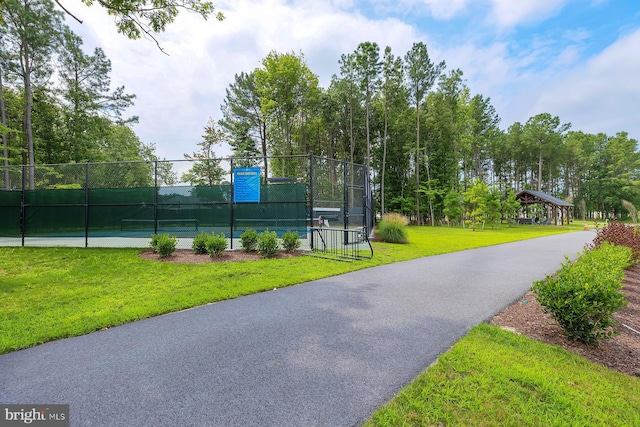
[150,233,177,257]
[387,196,415,218]
[443,190,462,226]
[463,179,488,231]
[205,232,228,257]
[532,243,631,344]
[376,213,409,243]
[181,118,226,185]
[485,188,502,229]
[79,0,224,41]
[239,228,258,252]
[257,229,280,257]
[192,232,209,254]
[501,189,521,227]
[281,230,301,252]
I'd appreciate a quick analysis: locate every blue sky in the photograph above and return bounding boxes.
[66,0,640,162]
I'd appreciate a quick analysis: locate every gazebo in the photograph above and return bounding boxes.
[515,190,573,226]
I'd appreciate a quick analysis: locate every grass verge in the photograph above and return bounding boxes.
[365,324,640,426]
[1,224,573,354]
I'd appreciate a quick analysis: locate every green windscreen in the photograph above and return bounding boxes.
[5,183,308,240]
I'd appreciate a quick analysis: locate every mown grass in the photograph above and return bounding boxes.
[365,324,640,426]
[0,224,574,354]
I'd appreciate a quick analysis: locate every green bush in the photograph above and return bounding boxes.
[376,213,409,244]
[150,234,177,258]
[532,243,631,344]
[281,230,301,252]
[205,232,228,257]
[239,228,258,252]
[257,229,280,258]
[150,234,160,251]
[192,232,209,254]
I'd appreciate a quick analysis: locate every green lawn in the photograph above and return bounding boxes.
[365,324,640,426]
[0,224,575,354]
[3,223,638,425]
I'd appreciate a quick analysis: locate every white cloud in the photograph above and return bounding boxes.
[488,0,569,28]
[530,28,640,138]
[67,0,420,160]
[63,0,640,164]
[416,0,469,19]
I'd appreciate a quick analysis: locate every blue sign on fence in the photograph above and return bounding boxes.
[233,167,261,203]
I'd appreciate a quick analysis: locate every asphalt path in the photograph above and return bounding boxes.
[0,231,594,426]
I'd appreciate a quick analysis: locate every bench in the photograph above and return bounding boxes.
[516,218,533,225]
[121,219,199,231]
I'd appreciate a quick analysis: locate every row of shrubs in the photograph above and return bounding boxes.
[149,228,301,259]
[533,219,638,344]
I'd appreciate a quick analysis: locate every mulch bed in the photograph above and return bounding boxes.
[491,263,640,377]
[139,249,308,263]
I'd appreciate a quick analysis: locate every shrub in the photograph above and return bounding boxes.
[150,234,177,258]
[150,234,160,251]
[239,228,258,252]
[257,229,280,258]
[382,212,409,226]
[590,218,640,261]
[376,213,409,244]
[281,230,301,252]
[205,232,228,257]
[192,232,209,254]
[532,243,631,344]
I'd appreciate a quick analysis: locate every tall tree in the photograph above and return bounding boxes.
[404,42,445,225]
[0,67,9,189]
[378,46,404,215]
[182,118,226,185]
[353,41,380,174]
[219,71,268,174]
[58,27,136,162]
[255,50,320,174]
[469,94,500,181]
[1,0,64,188]
[522,113,570,192]
[338,53,359,165]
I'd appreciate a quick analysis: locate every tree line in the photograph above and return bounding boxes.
[0,0,175,190]
[211,44,639,223]
[2,1,638,222]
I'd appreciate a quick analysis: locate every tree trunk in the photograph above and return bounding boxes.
[415,100,421,225]
[261,121,268,180]
[537,147,543,192]
[22,42,35,190]
[381,91,388,216]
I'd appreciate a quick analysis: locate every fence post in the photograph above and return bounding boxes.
[85,163,89,248]
[20,164,25,247]
[153,161,158,235]
[229,158,234,249]
[343,159,349,244]
[309,152,314,251]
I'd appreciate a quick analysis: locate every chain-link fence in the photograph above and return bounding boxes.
[0,154,373,254]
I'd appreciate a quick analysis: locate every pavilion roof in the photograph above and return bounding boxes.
[516,190,574,207]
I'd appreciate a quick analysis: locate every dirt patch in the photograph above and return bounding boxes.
[139,249,308,263]
[491,263,640,377]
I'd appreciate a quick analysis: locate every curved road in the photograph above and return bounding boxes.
[0,231,594,426]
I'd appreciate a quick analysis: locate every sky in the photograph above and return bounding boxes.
[64,0,640,162]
